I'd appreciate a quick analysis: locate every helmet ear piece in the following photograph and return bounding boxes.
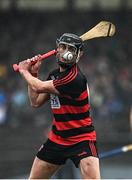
[76,49,80,63]
[76,49,83,63]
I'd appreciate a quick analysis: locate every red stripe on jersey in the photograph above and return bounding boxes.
[60,94,73,99]
[53,118,92,130]
[53,65,77,87]
[89,141,97,156]
[53,67,74,86]
[54,65,76,85]
[92,142,97,156]
[52,104,90,114]
[59,90,88,100]
[48,130,96,146]
[76,90,88,101]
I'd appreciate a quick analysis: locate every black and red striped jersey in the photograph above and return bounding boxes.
[48,64,96,145]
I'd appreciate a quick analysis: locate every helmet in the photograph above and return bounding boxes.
[56,33,83,52]
[56,33,83,68]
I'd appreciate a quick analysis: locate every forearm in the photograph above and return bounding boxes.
[28,85,40,107]
[20,69,45,93]
[19,69,59,95]
[28,72,39,105]
[28,85,50,107]
[20,69,51,106]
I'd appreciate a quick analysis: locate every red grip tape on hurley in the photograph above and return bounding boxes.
[13,49,57,72]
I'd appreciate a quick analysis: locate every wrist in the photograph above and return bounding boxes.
[19,69,28,75]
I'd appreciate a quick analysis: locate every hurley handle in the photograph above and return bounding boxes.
[13,49,57,72]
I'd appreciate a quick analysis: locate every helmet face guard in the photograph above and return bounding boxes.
[56,33,83,67]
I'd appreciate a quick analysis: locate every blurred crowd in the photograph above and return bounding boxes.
[0,10,131,135]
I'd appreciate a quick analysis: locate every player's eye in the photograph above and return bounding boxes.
[68,46,76,53]
[59,44,66,50]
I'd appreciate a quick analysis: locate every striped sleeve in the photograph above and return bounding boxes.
[53,65,77,87]
[53,65,84,96]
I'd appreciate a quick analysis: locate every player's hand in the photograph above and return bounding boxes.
[18,59,32,72]
[18,55,41,75]
[30,55,42,75]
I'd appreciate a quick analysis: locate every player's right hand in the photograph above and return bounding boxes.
[29,55,42,75]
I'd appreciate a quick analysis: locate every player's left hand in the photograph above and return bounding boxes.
[30,56,42,75]
[18,59,32,71]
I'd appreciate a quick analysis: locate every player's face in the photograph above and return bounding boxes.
[56,43,77,64]
[57,43,77,62]
[56,43,80,68]
[57,44,77,54]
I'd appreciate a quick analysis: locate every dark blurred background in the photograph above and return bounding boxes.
[0,0,132,179]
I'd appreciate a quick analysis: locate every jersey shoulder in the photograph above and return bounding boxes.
[49,68,60,76]
[53,65,87,97]
[76,66,87,83]
[47,68,59,80]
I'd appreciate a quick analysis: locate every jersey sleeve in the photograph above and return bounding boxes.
[46,68,59,81]
[53,66,86,97]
